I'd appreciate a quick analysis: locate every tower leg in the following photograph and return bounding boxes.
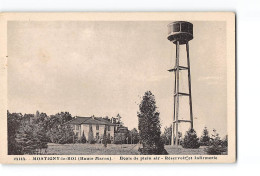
[172,42,177,146]
[186,42,194,129]
[171,41,194,146]
[172,122,175,146]
[175,41,180,146]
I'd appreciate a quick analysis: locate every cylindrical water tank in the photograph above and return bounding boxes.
[167,21,193,44]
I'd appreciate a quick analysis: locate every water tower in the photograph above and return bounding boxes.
[167,21,194,146]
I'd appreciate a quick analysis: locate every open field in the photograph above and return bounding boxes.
[44,143,207,155]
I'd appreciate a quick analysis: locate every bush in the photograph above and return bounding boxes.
[182,128,200,149]
[162,126,172,145]
[102,137,111,145]
[205,130,227,155]
[114,133,128,144]
[205,144,226,155]
[222,135,228,148]
[200,127,210,146]
[114,140,123,144]
[89,139,96,144]
[107,138,111,144]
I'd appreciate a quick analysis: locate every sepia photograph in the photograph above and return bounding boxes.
[0,12,236,163]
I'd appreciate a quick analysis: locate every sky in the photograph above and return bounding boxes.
[7,21,227,137]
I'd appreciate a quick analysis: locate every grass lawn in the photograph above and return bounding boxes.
[44,143,207,155]
[45,143,140,155]
[165,145,207,155]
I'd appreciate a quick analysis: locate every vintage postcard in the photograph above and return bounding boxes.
[0,12,236,164]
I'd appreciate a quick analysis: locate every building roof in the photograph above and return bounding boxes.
[68,116,116,126]
[117,126,129,133]
[94,117,115,126]
[68,117,91,125]
[83,118,108,125]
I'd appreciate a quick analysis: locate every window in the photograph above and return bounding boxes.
[108,126,111,131]
[108,133,110,139]
[181,23,189,32]
[75,125,79,130]
[96,125,99,130]
[172,23,180,32]
[96,132,99,139]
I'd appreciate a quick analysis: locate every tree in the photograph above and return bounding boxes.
[48,123,74,144]
[117,114,123,126]
[138,91,168,155]
[16,120,49,154]
[35,112,48,123]
[23,113,34,124]
[162,125,172,145]
[8,111,23,155]
[57,112,73,123]
[80,131,87,143]
[114,131,127,144]
[200,127,210,146]
[8,111,49,155]
[205,129,227,155]
[8,110,76,154]
[129,128,139,144]
[47,112,75,144]
[103,126,107,147]
[88,125,94,144]
[182,128,200,149]
[58,125,75,144]
[16,123,38,154]
[33,123,48,153]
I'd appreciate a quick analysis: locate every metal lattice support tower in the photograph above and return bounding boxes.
[167,21,194,146]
